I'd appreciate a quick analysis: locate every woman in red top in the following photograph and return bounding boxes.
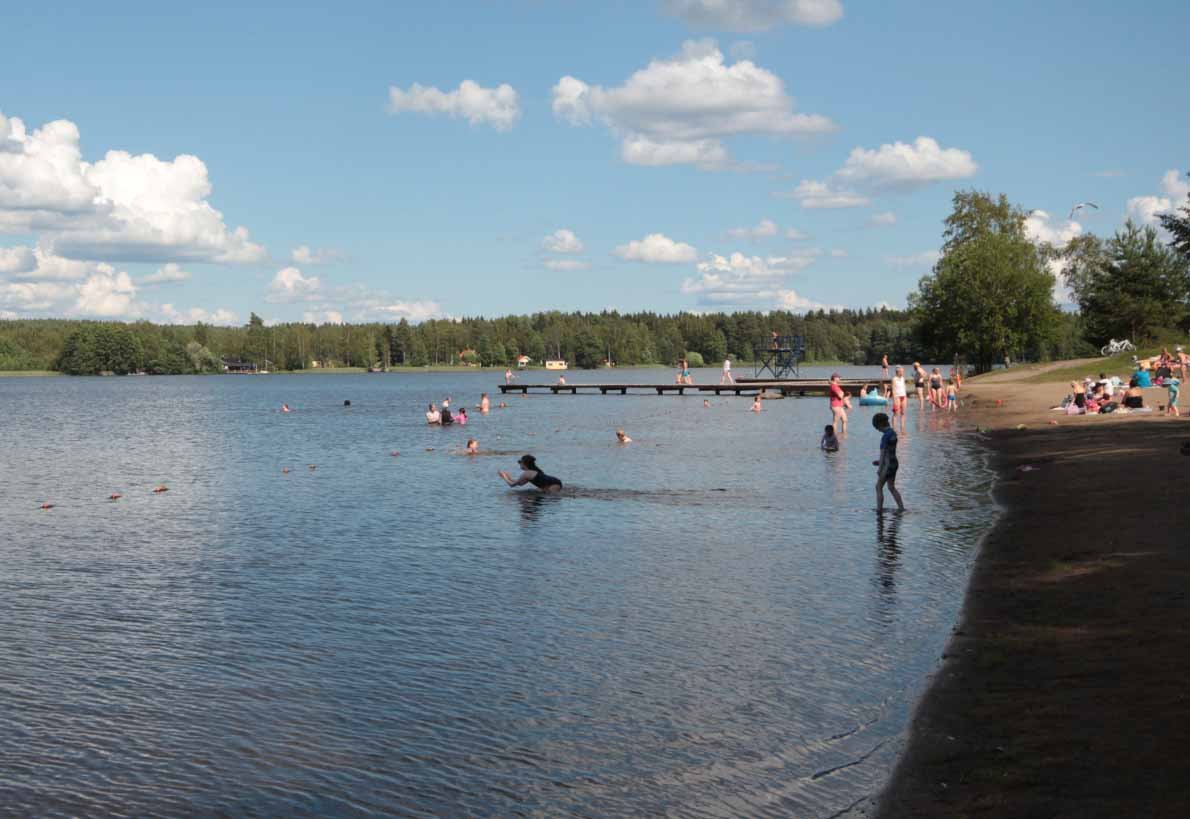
[829,373,848,435]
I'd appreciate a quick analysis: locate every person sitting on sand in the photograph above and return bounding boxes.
[466,438,480,454]
[480,393,490,413]
[616,429,632,444]
[872,412,905,513]
[499,454,562,493]
[426,403,441,424]
[821,424,839,452]
[1071,380,1087,410]
[1123,385,1145,409]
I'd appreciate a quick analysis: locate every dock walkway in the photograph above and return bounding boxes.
[498,378,887,397]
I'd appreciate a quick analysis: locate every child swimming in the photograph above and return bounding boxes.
[616,429,632,444]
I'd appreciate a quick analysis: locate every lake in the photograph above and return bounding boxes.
[0,366,994,817]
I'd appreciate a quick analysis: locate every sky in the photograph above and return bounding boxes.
[1,0,1187,326]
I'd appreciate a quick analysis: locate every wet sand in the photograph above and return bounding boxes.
[877,366,1190,818]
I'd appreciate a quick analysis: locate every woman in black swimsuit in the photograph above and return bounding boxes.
[499,454,563,494]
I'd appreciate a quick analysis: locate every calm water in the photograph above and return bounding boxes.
[0,366,994,817]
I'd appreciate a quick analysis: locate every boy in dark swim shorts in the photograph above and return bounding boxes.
[872,413,905,512]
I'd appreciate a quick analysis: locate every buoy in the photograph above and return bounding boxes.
[153,485,169,493]
[40,502,54,510]
[109,493,122,500]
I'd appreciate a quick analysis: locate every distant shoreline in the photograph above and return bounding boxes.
[0,360,865,378]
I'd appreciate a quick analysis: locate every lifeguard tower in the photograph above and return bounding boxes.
[754,335,805,379]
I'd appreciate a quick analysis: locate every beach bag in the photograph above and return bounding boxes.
[1100,403,1117,414]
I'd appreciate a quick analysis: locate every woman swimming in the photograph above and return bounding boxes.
[616,429,632,443]
[466,438,479,454]
[499,454,563,493]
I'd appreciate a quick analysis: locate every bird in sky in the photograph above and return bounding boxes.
[1069,202,1100,220]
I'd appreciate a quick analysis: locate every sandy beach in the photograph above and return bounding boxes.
[877,363,1190,817]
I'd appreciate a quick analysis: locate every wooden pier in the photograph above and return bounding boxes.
[499,378,887,397]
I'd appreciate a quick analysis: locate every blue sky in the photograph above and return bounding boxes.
[1,0,1187,325]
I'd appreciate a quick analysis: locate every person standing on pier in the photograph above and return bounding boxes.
[829,373,849,435]
[721,358,734,384]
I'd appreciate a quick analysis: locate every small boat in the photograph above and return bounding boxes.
[545,359,568,371]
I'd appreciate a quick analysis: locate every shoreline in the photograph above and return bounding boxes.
[876,373,1190,817]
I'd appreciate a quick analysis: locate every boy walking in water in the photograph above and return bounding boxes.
[872,413,905,513]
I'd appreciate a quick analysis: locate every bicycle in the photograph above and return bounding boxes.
[1100,339,1135,356]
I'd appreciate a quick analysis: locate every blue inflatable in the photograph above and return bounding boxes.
[858,392,889,406]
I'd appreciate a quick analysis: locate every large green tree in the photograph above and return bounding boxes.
[1158,171,1190,260]
[1062,220,1190,343]
[911,190,1059,373]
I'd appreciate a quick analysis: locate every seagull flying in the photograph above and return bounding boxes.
[1069,202,1099,220]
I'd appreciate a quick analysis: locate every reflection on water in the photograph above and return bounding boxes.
[0,367,994,817]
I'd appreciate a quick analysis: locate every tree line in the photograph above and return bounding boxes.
[4,308,937,375]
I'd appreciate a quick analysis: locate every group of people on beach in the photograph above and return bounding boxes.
[1061,364,1179,417]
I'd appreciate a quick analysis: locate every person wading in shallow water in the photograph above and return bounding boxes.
[498,454,563,494]
[829,373,848,435]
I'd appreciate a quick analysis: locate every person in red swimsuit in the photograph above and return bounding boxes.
[829,373,848,436]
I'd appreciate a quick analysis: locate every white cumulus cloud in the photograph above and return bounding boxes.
[0,245,35,275]
[776,288,843,312]
[614,233,699,263]
[542,228,584,253]
[664,0,844,32]
[291,245,343,265]
[1023,210,1082,247]
[868,211,897,227]
[158,303,238,325]
[781,179,870,209]
[138,262,192,286]
[73,269,139,318]
[267,266,322,303]
[0,111,264,264]
[553,39,833,169]
[726,218,779,241]
[387,80,521,131]
[681,248,821,307]
[834,136,977,190]
[1126,169,1189,227]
